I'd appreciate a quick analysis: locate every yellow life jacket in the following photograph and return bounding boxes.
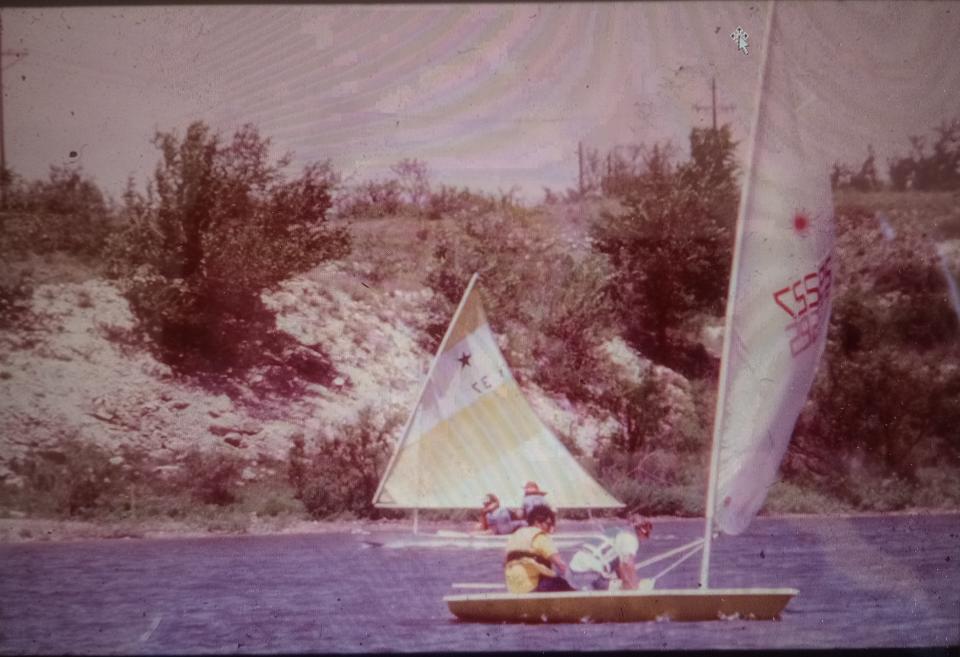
[504,526,556,577]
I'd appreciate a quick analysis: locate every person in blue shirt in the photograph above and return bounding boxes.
[477,493,524,535]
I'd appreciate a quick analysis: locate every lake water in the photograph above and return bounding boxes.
[1,514,957,653]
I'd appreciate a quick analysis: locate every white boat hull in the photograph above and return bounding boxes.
[444,587,798,623]
[362,529,600,549]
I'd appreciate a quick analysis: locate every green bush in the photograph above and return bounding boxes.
[290,407,401,519]
[591,130,737,378]
[5,439,130,518]
[763,479,852,515]
[603,474,703,517]
[424,209,616,402]
[336,179,404,218]
[106,121,350,385]
[831,146,880,192]
[0,270,32,329]
[179,450,245,507]
[0,166,114,264]
[887,118,960,191]
[790,202,960,497]
[911,465,960,509]
[426,184,498,220]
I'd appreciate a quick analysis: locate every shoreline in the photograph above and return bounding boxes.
[1,509,957,545]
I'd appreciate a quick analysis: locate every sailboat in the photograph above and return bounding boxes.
[445,1,836,622]
[370,270,623,549]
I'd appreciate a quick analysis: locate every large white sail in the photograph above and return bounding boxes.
[374,274,623,510]
[708,4,836,537]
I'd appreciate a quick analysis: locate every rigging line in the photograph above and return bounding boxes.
[650,542,703,582]
[634,537,705,571]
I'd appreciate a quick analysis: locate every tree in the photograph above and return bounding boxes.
[109,121,350,384]
[591,130,737,377]
[832,146,879,192]
[887,118,960,191]
[391,158,431,212]
[791,205,960,494]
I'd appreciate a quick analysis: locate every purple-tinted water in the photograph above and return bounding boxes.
[1,514,957,654]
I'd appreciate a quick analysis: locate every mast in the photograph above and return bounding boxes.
[699,1,778,589]
[372,272,481,516]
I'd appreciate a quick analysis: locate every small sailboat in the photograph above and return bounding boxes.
[445,1,836,622]
[370,270,623,548]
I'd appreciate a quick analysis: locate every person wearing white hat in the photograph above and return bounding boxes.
[520,481,551,523]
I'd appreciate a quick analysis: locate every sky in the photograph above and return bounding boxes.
[3,2,959,203]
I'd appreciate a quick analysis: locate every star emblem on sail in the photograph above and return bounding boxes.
[372,275,623,510]
[706,5,836,540]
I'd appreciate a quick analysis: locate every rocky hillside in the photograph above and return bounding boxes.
[2,186,957,521]
[0,256,665,491]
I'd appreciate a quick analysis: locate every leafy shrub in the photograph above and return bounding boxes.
[106,121,350,385]
[831,146,880,192]
[426,184,498,220]
[0,270,32,328]
[591,130,737,378]
[763,480,852,515]
[391,158,431,212]
[424,210,615,402]
[6,439,129,518]
[591,371,706,516]
[333,159,434,219]
[601,469,704,517]
[179,450,245,507]
[290,407,401,519]
[0,166,114,263]
[887,118,960,191]
[791,203,960,493]
[336,179,404,218]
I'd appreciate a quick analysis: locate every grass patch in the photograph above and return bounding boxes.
[834,189,960,239]
[764,480,854,515]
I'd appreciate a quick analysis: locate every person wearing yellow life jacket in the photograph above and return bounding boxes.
[503,505,575,593]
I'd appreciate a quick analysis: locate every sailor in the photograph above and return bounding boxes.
[504,505,575,593]
[520,481,551,523]
[477,493,524,535]
[569,515,654,591]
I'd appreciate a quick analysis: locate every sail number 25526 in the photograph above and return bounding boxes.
[772,255,833,358]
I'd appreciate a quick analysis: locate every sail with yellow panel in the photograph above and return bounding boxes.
[373,274,622,511]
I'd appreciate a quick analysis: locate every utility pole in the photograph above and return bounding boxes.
[577,141,584,198]
[0,11,29,209]
[711,77,716,130]
[693,77,735,132]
